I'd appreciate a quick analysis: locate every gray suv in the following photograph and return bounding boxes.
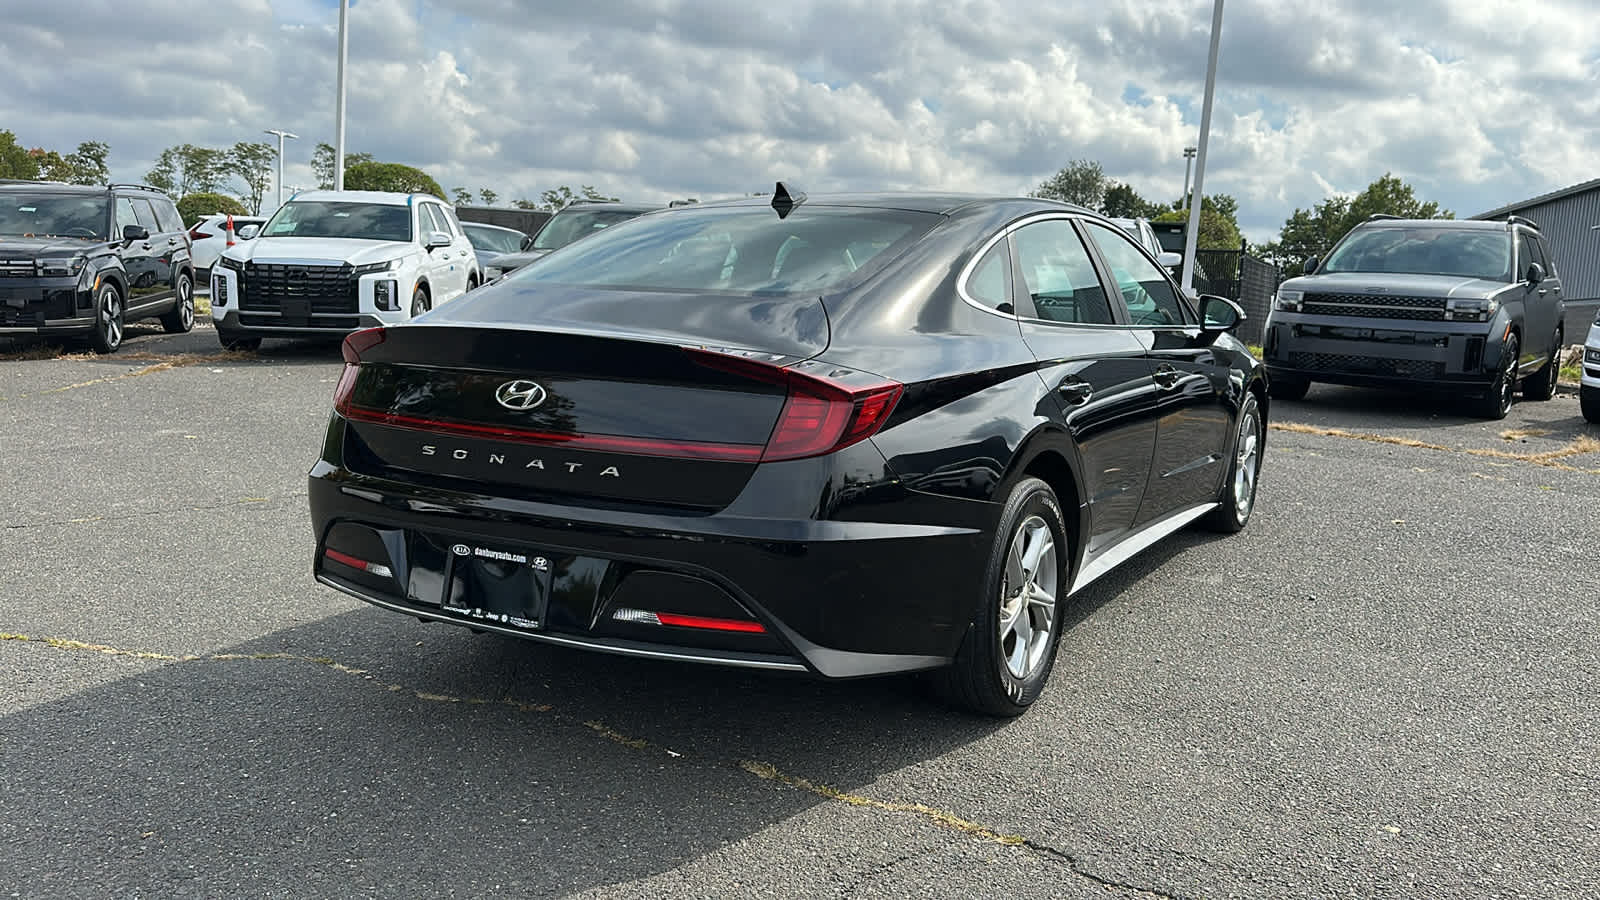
[1262,215,1565,419]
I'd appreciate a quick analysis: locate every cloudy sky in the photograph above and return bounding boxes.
[3,0,1597,242]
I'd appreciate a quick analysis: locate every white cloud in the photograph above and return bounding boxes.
[0,0,1594,243]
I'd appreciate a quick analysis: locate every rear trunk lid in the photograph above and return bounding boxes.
[336,287,830,511]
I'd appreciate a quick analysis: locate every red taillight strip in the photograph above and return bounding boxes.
[337,403,766,462]
[612,607,767,634]
[324,548,394,578]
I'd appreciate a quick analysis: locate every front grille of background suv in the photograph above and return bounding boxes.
[238,263,359,315]
[1300,292,1448,322]
[0,259,35,278]
[1289,351,1446,380]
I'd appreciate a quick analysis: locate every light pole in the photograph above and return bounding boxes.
[1181,0,1224,296]
[1181,146,1198,211]
[263,129,298,209]
[333,0,350,191]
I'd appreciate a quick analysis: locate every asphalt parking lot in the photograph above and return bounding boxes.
[3,322,1598,898]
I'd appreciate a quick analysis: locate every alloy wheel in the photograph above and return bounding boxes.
[1234,406,1261,519]
[178,275,194,329]
[998,515,1057,680]
[100,287,122,349]
[1496,339,1517,416]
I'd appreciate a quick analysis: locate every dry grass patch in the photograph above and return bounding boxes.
[1500,427,1551,441]
[0,343,69,361]
[1272,422,1600,473]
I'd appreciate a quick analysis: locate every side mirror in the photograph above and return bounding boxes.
[425,230,453,250]
[1526,262,1545,285]
[1157,251,1182,269]
[520,234,535,251]
[1198,294,1245,334]
[122,224,149,243]
[1303,255,1320,275]
[237,224,260,240]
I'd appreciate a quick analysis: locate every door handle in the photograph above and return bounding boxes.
[168,238,179,245]
[1055,379,1093,405]
[1153,364,1182,390]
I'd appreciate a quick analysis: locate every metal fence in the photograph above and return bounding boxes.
[1188,244,1277,345]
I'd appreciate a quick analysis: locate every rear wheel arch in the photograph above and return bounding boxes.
[1004,438,1086,568]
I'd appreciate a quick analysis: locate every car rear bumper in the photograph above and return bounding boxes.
[308,439,995,679]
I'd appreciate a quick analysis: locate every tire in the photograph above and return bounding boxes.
[161,269,195,334]
[466,274,479,292]
[1474,333,1518,420]
[217,329,261,352]
[1203,391,1264,533]
[89,282,124,354]
[410,285,430,318]
[1582,386,1600,425]
[1268,374,1310,401]
[934,476,1069,717]
[1521,328,1562,402]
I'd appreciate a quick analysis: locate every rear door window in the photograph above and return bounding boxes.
[153,199,185,234]
[1010,218,1113,325]
[963,240,1014,314]
[130,198,161,233]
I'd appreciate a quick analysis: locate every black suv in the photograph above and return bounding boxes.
[0,180,197,353]
[1262,215,1565,419]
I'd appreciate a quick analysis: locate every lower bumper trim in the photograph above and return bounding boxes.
[318,572,811,673]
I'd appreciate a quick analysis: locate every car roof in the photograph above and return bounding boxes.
[675,192,1087,216]
[287,190,429,206]
[559,201,658,214]
[461,221,525,233]
[1358,218,1512,232]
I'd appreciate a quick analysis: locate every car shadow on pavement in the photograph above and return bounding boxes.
[0,608,1018,896]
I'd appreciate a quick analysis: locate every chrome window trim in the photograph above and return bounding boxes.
[954,211,1130,330]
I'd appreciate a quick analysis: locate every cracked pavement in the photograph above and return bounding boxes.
[3,325,1598,897]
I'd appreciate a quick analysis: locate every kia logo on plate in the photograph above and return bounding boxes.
[495,380,547,411]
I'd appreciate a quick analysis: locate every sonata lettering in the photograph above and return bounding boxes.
[418,444,621,478]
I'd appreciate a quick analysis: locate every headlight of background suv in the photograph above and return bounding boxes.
[36,255,86,278]
[218,256,244,272]
[1585,347,1600,365]
[1273,289,1303,311]
[353,259,400,276]
[1446,297,1499,322]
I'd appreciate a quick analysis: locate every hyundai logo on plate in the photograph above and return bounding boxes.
[495,380,547,411]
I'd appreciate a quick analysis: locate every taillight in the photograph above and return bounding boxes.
[189,227,213,241]
[686,348,903,462]
[333,327,387,412]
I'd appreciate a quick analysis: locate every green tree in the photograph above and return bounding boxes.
[146,144,228,197]
[478,188,498,205]
[535,185,618,211]
[342,160,445,198]
[177,191,248,226]
[37,141,110,185]
[0,131,39,179]
[1257,173,1452,276]
[1100,182,1168,219]
[310,142,376,190]
[1153,194,1243,251]
[227,142,276,214]
[1032,159,1108,209]
[451,187,472,205]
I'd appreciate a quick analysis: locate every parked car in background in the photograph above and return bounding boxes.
[188,213,266,281]
[0,179,196,352]
[1262,215,1565,419]
[482,200,658,279]
[309,186,1266,717]
[210,190,481,351]
[461,221,531,272]
[1582,313,1600,423]
[1109,216,1182,271]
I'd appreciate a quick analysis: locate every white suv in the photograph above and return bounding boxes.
[1583,314,1600,423]
[210,190,480,350]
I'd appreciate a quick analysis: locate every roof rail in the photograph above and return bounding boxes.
[0,178,69,185]
[108,182,167,194]
[567,198,618,206]
[1365,213,1404,222]
[1505,214,1540,230]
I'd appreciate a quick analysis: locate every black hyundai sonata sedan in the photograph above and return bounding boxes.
[309,184,1268,716]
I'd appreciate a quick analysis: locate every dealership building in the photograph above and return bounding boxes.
[1474,177,1600,341]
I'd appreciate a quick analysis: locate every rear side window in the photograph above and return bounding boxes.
[1011,219,1113,325]
[153,198,185,234]
[964,241,1014,313]
[509,206,936,296]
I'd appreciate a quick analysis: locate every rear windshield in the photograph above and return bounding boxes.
[532,208,649,251]
[507,205,936,295]
[262,201,413,242]
[0,194,108,240]
[1322,227,1511,281]
[463,224,526,254]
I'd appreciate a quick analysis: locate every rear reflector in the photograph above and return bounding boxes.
[323,547,394,579]
[612,607,767,634]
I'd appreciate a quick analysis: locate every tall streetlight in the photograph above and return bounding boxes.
[1180,0,1225,296]
[333,0,350,191]
[263,129,298,209]
[1181,146,1198,211]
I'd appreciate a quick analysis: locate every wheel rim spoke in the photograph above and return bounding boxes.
[999,515,1057,680]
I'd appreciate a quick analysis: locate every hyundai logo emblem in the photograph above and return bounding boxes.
[495,380,548,411]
